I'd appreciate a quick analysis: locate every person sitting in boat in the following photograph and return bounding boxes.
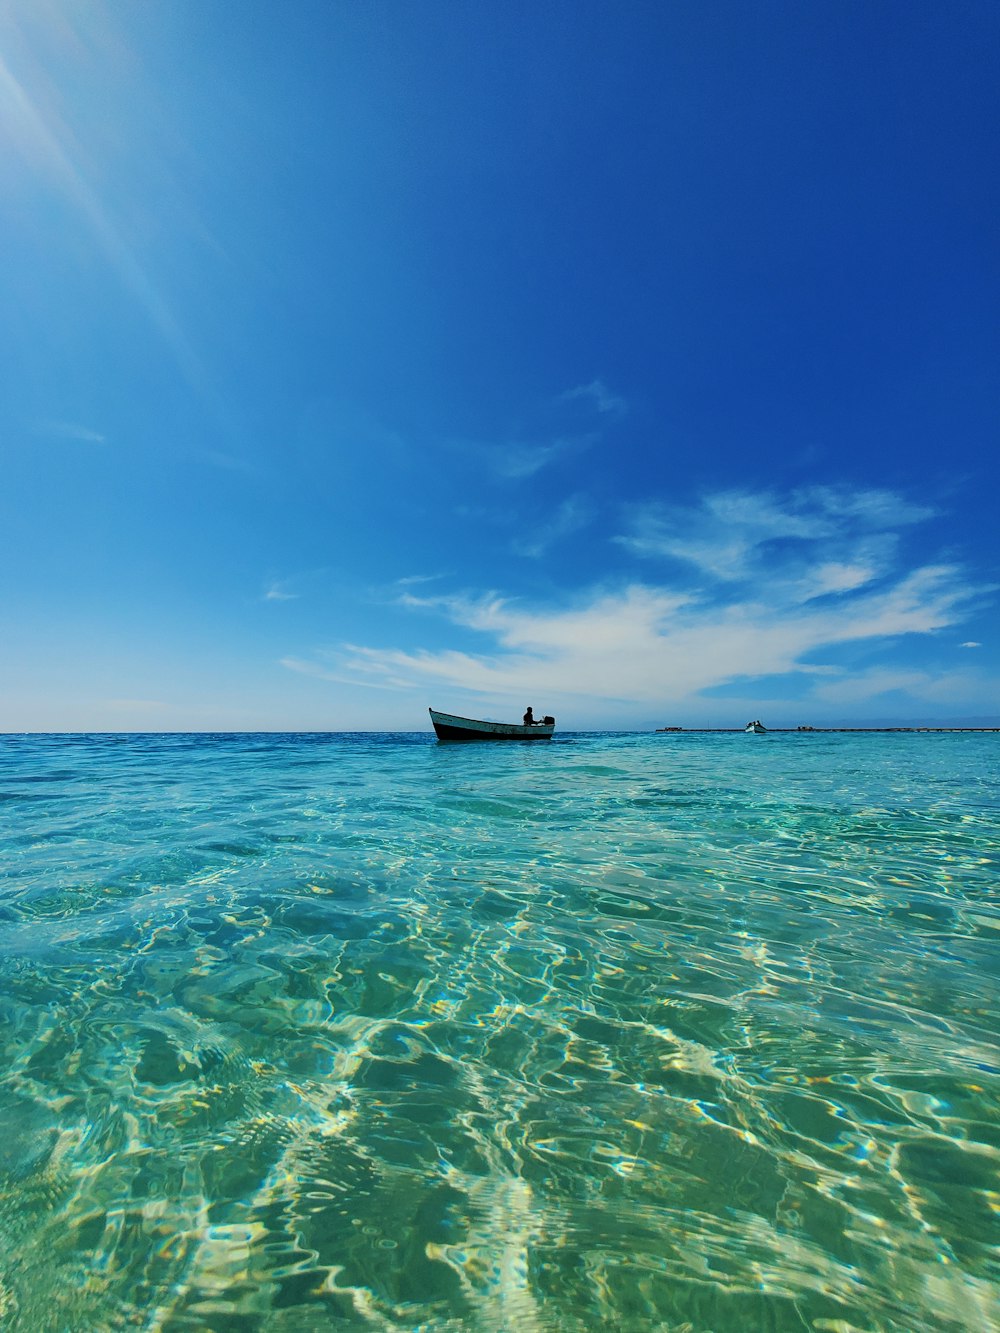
[523,706,540,725]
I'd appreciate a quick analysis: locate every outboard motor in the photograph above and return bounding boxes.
[542,716,555,725]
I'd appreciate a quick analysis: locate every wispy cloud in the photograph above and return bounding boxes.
[491,434,597,480]
[34,420,107,444]
[263,579,300,602]
[960,641,981,649]
[799,560,879,598]
[616,487,930,591]
[458,379,625,482]
[799,486,935,527]
[617,491,817,577]
[318,566,978,707]
[280,654,417,691]
[284,486,992,718]
[395,573,448,588]
[558,378,628,419]
[810,666,987,706]
[512,494,595,557]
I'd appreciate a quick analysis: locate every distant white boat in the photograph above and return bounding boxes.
[745,720,767,733]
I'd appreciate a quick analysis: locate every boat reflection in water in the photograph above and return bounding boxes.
[429,708,555,741]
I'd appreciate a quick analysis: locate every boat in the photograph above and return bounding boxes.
[745,720,767,733]
[429,708,555,741]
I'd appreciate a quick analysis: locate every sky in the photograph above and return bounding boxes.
[1,0,997,732]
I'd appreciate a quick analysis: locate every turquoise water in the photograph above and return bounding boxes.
[0,730,997,1331]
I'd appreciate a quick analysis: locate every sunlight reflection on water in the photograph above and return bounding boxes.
[0,731,997,1330]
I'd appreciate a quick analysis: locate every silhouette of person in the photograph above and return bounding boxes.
[523,706,536,725]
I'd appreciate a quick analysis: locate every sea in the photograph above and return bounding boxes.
[0,730,997,1332]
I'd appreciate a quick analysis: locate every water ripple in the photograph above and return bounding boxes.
[0,731,997,1330]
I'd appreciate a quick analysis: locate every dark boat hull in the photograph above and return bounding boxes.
[429,708,555,741]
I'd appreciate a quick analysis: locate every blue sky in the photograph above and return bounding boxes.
[1,0,997,731]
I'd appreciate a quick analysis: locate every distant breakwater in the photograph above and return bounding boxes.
[656,727,1000,733]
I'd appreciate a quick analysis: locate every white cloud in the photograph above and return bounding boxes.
[616,489,824,578]
[328,586,696,703]
[284,486,992,719]
[615,488,924,596]
[301,564,978,708]
[800,561,877,597]
[798,485,935,528]
[960,641,981,649]
[705,490,821,535]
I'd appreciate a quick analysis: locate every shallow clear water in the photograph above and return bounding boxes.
[0,730,997,1331]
